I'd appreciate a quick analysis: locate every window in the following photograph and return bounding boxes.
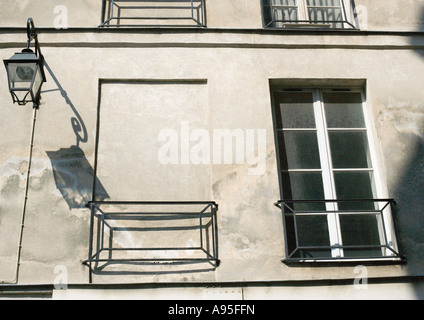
[262,0,357,29]
[100,0,206,27]
[272,88,402,262]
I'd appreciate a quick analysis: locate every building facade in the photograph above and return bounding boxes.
[0,0,424,299]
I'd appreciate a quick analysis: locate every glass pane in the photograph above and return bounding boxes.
[7,62,36,90]
[340,214,383,258]
[278,131,321,169]
[273,0,298,22]
[323,92,365,128]
[334,171,375,210]
[297,215,330,246]
[31,65,43,98]
[285,215,331,259]
[308,8,342,22]
[274,8,298,22]
[328,131,370,169]
[307,0,341,5]
[274,92,315,128]
[263,0,299,26]
[262,0,273,25]
[281,172,326,211]
[274,0,298,5]
[307,0,343,26]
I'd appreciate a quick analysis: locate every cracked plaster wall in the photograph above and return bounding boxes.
[2,46,424,284]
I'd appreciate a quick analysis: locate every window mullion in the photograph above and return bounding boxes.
[298,0,308,21]
[340,0,349,25]
[313,89,343,258]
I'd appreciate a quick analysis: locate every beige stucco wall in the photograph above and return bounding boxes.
[0,0,423,31]
[52,279,424,300]
[1,30,424,285]
[0,0,424,299]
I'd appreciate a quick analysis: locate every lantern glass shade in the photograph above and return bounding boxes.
[3,49,46,106]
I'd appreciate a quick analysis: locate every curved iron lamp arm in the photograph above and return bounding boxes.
[26,18,43,60]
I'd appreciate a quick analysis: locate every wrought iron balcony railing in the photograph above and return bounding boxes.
[100,0,206,27]
[83,201,219,280]
[275,199,404,262]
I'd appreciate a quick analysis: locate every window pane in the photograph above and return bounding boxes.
[340,214,383,258]
[307,0,341,5]
[285,215,331,259]
[262,0,272,25]
[274,92,315,128]
[273,0,298,22]
[334,171,375,210]
[274,8,298,22]
[263,0,299,26]
[308,8,342,22]
[306,0,343,25]
[323,92,365,128]
[278,131,321,169]
[328,131,370,169]
[297,215,330,246]
[281,172,326,211]
[275,0,298,5]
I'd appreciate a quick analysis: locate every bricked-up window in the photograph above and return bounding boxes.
[262,0,357,29]
[271,88,402,262]
[100,0,206,27]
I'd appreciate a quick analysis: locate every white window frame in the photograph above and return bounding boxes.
[316,88,382,259]
[273,87,400,262]
[264,0,356,29]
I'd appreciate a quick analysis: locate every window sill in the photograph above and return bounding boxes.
[264,22,358,31]
[281,23,332,29]
[282,256,407,267]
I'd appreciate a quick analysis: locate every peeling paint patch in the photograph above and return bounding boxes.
[0,156,51,179]
[378,100,424,139]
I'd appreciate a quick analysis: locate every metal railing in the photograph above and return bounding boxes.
[100,0,206,27]
[275,199,403,262]
[261,0,357,29]
[83,201,219,280]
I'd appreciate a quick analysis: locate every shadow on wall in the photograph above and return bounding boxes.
[42,61,109,209]
[394,137,424,260]
[394,136,424,300]
[46,146,109,209]
[43,61,88,148]
[398,3,424,299]
[410,6,424,58]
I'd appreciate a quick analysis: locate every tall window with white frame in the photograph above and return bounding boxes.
[272,88,402,261]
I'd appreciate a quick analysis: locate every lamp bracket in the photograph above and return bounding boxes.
[26,18,43,60]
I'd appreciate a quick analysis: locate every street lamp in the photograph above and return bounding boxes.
[3,18,46,107]
[1,18,46,284]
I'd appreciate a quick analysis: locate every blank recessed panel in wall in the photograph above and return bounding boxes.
[95,79,211,202]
